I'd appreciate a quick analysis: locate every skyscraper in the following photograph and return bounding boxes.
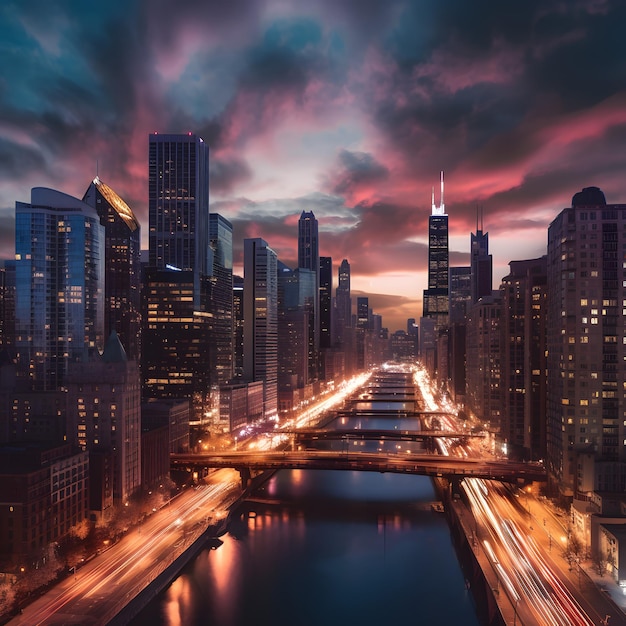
[15,188,104,390]
[208,213,234,387]
[144,132,212,422]
[335,259,352,343]
[148,132,209,306]
[298,211,320,360]
[500,257,547,461]
[319,256,332,350]
[470,210,493,304]
[422,172,449,328]
[142,268,211,421]
[547,187,626,494]
[244,238,278,420]
[83,177,141,360]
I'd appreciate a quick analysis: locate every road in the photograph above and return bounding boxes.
[9,470,241,626]
[414,365,620,626]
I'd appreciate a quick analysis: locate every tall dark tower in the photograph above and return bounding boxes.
[335,259,351,341]
[422,171,449,329]
[148,133,209,307]
[83,177,141,361]
[319,256,332,349]
[144,132,211,422]
[298,211,320,362]
[208,213,234,387]
[470,208,493,304]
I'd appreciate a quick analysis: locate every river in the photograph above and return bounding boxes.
[131,412,481,626]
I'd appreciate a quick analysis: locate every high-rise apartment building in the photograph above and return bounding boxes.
[547,187,626,494]
[83,177,141,360]
[422,172,449,329]
[15,188,104,390]
[500,257,547,461]
[148,133,209,306]
[244,238,278,420]
[465,293,502,430]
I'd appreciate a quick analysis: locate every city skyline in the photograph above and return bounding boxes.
[1,1,626,331]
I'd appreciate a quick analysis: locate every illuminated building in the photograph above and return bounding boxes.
[14,188,104,391]
[67,331,141,506]
[547,187,626,494]
[277,264,315,410]
[142,268,211,422]
[335,259,352,341]
[0,443,88,565]
[148,132,209,307]
[145,133,212,423]
[422,171,449,328]
[298,211,320,376]
[207,214,234,387]
[83,176,141,361]
[500,257,547,461]
[243,238,278,420]
[319,256,332,350]
[465,293,502,431]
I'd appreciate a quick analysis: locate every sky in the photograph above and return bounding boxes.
[1,0,626,332]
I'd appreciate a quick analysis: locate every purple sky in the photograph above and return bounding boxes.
[1,0,626,330]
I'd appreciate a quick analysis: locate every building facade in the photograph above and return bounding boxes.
[547,187,626,494]
[243,238,278,420]
[500,257,547,461]
[422,172,449,329]
[83,177,141,361]
[15,188,104,391]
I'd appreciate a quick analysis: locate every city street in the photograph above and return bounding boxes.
[9,471,241,626]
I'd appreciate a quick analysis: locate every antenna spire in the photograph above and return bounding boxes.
[431,171,446,215]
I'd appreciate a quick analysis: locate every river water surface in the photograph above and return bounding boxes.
[132,413,481,626]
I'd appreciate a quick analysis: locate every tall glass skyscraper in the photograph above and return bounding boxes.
[83,176,141,360]
[148,133,209,306]
[298,211,320,362]
[422,171,449,328]
[208,213,234,387]
[15,188,105,390]
[244,238,278,420]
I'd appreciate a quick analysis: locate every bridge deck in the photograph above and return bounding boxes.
[171,450,546,483]
[281,428,485,441]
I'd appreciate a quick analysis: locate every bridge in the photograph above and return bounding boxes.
[171,450,546,487]
[279,428,486,443]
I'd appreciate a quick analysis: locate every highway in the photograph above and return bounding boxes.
[9,471,241,626]
[414,365,615,626]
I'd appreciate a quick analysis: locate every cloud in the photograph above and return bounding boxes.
[329,149,389,198]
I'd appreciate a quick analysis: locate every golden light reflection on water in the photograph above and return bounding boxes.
[163,576,192,626]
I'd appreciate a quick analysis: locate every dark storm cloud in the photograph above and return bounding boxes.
[331,150,389,195]
[210,157,252,193]
[0,138,47,179]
